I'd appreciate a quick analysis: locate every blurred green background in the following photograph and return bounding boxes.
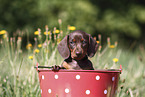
[0,0,145,96]
[1,0,145,48]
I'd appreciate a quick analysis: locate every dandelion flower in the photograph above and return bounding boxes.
[38,44,42,48]
[34,31,39,35]
[96,41,100,44]
[26,43,32,49]
[55,30,60,34]
[27,43,32,47]
[28,56,33,60]
[68,26,76,30]
[0,30,7,35]
[44,31,50,35]
[113,58,119,63]
[109,45,115,48]
[34,49,40,53]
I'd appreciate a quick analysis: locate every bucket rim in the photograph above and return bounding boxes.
[37,69,121,73]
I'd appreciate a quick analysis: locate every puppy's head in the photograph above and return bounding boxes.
[57,30,98,60]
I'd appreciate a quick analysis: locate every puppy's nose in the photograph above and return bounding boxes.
[76,51,82,56]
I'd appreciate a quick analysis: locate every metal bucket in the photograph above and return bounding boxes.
[36,66,121,97]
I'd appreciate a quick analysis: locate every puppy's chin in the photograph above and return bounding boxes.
[72,55,86,60]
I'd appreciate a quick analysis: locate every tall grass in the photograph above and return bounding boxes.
[0,21,145,97]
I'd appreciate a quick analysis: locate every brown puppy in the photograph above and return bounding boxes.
[57,30,98,70]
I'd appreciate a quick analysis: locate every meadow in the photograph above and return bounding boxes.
[0,24,145,97]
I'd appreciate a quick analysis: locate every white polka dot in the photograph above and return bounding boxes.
[86,90,90,95]
[48,89,52,93]
[42,75,44,80]
[54,75,59,79]
[112,77,115,81]
[41,89,42,94]
[104,89,107,94]
[96,75,100,80]
[76,75,80,80]
[65,88,69,93]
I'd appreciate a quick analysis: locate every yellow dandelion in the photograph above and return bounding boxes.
[113,58,119,63]
[55,30,60,34]
[44,31,50,35]
[68,26,76,30]
[0,30,7,35]
[109,45,115,48]
[34,49,40,53]
[38,44,42,48]
[28,43,32,47]
[96,41,100,44]
[28,56,33,60]
[26,43,32,49]
[34,31,39,35]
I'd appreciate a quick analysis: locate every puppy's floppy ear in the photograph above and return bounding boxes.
[57,35,70,59]
[87,34,98,57]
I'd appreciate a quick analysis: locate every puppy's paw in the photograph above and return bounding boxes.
[52,65,61,72]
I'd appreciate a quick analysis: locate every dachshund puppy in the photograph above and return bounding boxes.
[57,30,98,70]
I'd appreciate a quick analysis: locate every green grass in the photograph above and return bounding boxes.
[0,25,145,97]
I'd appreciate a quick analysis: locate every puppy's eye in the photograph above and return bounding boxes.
[70,39,76,44]
[70,41,75,44]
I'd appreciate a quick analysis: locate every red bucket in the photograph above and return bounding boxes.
[36,66,121,97]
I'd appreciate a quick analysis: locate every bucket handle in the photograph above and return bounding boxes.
[35,63,65,72]
[35,63,53,71]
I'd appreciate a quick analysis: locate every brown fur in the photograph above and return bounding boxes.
[57,30,98,70]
